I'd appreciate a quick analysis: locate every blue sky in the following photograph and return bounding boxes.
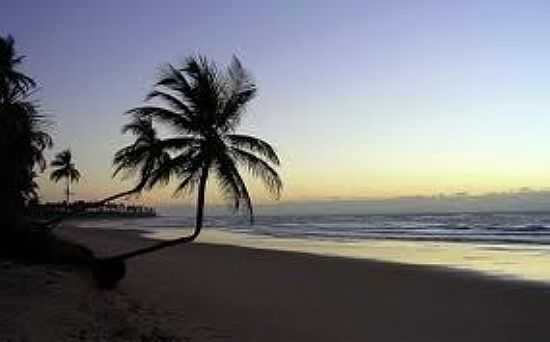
[2,0,550,207]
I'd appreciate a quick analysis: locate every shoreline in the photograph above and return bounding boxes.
[85,225,550,287]
[94,223,550,285]
[52,225,550,341]
[89,227,550,294]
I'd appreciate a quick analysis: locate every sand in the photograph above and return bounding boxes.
[4,225,550,341]
[0,260,184,341]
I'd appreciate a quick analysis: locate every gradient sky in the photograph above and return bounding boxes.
[2,0,550,207]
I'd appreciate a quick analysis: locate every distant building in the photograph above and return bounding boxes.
[28,201,157,218]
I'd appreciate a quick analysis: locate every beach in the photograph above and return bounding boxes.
[0,253,184,341]
[6,2,550,341]
[7,224,542,341]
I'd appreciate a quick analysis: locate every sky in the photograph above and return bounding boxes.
[2,0,550,210]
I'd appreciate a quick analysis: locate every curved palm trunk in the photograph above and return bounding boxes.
[107,167,209,261]
[92,168,209,289]
[42,178,149,230]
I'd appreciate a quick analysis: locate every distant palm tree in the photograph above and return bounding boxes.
[111,55,282,259]
[0,34,51,228]
[50,150,81,204]
[41,120,159,227]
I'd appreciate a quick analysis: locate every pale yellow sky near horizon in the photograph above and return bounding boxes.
[37,142,550,206]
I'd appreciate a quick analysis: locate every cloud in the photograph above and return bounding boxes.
[158,189,550,216]
[254,189,550,215]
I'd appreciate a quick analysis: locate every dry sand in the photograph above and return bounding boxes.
[0,260,184,341]
[4,225,550,341]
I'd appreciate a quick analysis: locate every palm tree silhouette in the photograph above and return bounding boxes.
[93,56,282,288]
[0,35,51,228]
[113,116,171,190]
[50,150,81,204]
[0,35,35,92]
[42,116,170,228]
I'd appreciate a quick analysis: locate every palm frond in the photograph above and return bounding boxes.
[70,168,81,182]
[155,64,193,95]
[0,35,36,91]
[126,106,195,133]
[230,147,283,198]
[49,168,66,183]
[181,56,223,121]
[0,54,51,208]
[121,116,156,137]
[172,160,203,196]
[217,56,256,131]
[145,89,191,115]
[146,148,201,190]
[158,136,202,151]
[214,153,254,221]
[226,134,280,165]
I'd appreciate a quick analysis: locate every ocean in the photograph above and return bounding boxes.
[75,211,550,244]
[73,212,550,284]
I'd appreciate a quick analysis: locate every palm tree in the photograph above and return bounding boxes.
[42,117,169,228]
[0,35,35,92]
[92,56,282,288]
[113,116,171,191]
[0,35,52,229]
[50,150,81,204]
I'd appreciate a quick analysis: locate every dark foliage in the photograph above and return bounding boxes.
[0,35,52,229]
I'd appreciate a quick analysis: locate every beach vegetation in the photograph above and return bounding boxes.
[0,34,52,230]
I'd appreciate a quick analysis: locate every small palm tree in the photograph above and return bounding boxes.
[50,150,81,204]
[92,56,282,288]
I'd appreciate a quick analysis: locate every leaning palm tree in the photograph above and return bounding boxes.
[50,150,81,204]
[92,56,282,288]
